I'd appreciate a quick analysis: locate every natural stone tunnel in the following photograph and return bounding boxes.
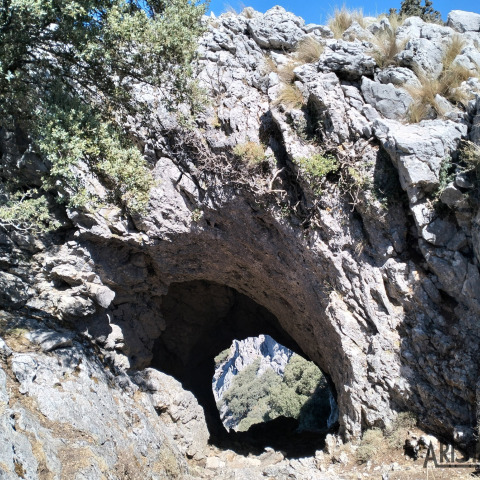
[82,190,374,441]
[149,280,335,447]
[78,154,478,446]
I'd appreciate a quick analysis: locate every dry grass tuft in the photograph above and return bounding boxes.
[277,61,299,84]
[241,7,255,19]
[371,30,407,68]
[295,36,324,64]
[233,141,265,167]
[261,55,278,76]
[274,84,305,110]
[329,6,366,39]
[406,71,441,122]
[407,35,478,122]
[443,34,465,69]
[387,11,407,30]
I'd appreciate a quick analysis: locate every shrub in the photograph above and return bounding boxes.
[296,154,338,193]
[295,36,324,64]
[274,84,305,110]
[0,189,59,233]
[328,6,366,39]
[460,141,480,194]
[220,352,330,432]
[356,428,385,463]
[462,141,480,172]
[0,0,206,231]
[233,141,265,167]
[220,359,282,425]
[385,411,417,449]
[395,0,442,23]
[214,348,231,366]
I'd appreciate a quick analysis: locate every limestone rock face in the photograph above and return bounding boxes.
[1,6,480,479]
[212,335,294,429]
[448,10,480,32]
[212,335,293,404]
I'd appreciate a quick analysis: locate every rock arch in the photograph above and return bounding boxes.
[78,157,404,441]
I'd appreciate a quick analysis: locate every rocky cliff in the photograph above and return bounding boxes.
[1,5,480,479]
[212,335,293,429]
[212,335,292,401]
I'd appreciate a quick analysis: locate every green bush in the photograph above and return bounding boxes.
[266,354,330,431]
[220,353,331,432]
[391,0,442,22]
[0,189,59,233]
[0,0,206,230]
[220,359,282,426]
[214,348,231,366]
[296,154,338,193]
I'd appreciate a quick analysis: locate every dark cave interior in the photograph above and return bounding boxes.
[150,280,336,457]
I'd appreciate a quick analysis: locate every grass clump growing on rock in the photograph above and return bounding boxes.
[233,141,265,167]
[386,11,407,30]
[274,84,305,110]
[278,61,300,84]
[295,36,324,64]
[261,56,278,76]
[407,35,477,122]
[370,30,407,68]
[328,6,366,39]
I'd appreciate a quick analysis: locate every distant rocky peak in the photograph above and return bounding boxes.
[212,335,293,402]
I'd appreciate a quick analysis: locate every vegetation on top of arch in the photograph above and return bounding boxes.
[0,0,207,231]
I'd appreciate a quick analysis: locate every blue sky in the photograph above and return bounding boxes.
[207,0,480,25]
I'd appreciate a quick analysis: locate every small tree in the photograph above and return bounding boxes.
[0,0,206,230]
[390,0,442,23]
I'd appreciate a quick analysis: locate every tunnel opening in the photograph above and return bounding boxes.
[150,280,338,457]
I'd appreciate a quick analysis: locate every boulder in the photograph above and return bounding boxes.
[375,67,421,88]
[0,272,30,309]
[447,10,480,33]
[320,41,376,78]
[396,38,444,78]
[134,368,210,460]
[361,77,412,120]
[247,6,305,50]
[373,119,467,194]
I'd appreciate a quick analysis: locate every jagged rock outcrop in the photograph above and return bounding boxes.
[212,335,293,402]
[212,335,293,429]
[1,5,480,479]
